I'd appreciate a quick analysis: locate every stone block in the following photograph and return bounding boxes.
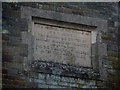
[19,44,28,57]
[34,79,46,84]
[61,77,71,83]
[58,81,69,87]
[79,79,86,84]
[38,84,49,88]
[38,73,45,79]
[46,80,58,86]
[13,55,24,63]
[48,85,63,88]
[48,75,61,82]
[68,83,78,88]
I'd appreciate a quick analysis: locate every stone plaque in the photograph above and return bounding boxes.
[32,23,91,67]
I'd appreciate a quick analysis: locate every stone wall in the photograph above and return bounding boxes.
[0,1,2,89]
[2,2,119,89]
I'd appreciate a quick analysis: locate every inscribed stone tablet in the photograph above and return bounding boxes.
[32,24,91,67]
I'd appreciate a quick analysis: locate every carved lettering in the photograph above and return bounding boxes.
[33,24,91,67]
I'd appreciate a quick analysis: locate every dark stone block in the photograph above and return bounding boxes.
[2,51,13,62]
[108,20,114,27]
[19,44,28,57]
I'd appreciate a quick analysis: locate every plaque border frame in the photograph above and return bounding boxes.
[21,6,108,80]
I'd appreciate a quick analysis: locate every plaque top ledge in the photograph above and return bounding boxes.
[21,6,107,30]
[33,17,97,32]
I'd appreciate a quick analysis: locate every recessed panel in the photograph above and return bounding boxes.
[32,23,91,67]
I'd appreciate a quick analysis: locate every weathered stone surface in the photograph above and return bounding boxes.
[30,60,99,80]
[2,2,119,89]
[33,23,92,67]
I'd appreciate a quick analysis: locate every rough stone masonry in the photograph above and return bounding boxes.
[2,2,119,89]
